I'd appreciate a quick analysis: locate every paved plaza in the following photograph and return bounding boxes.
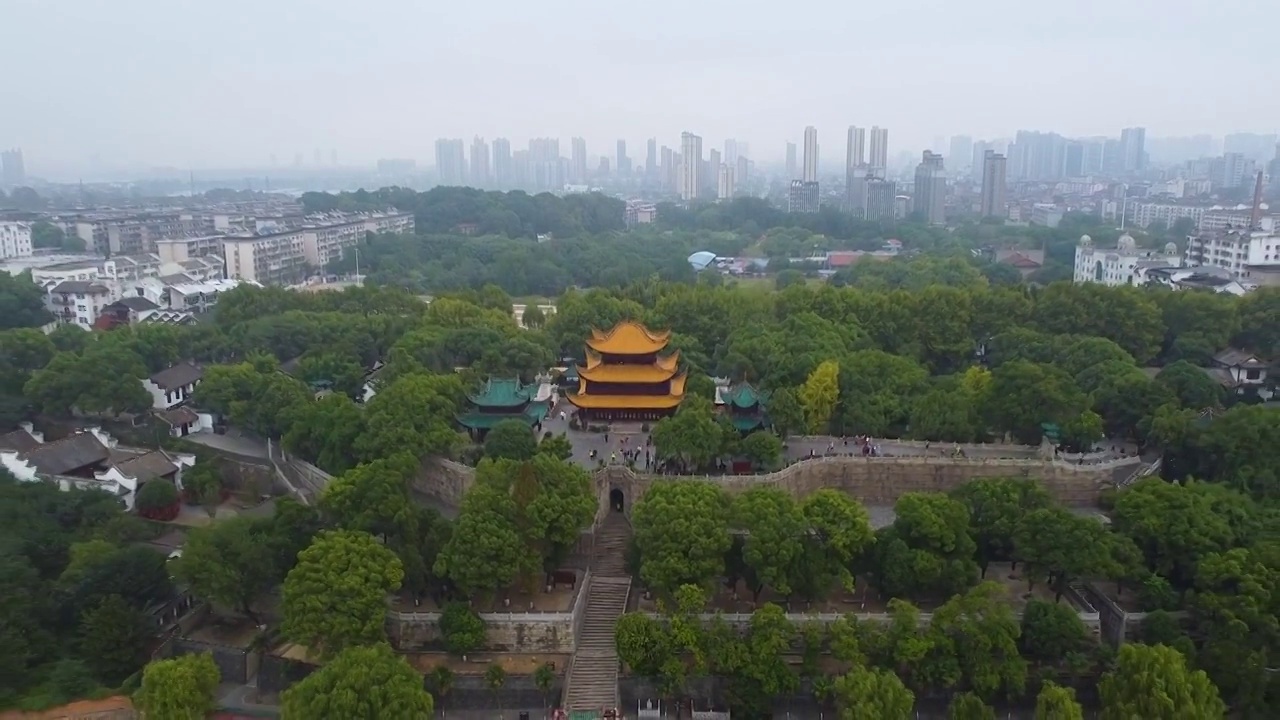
[541,393,1135,473]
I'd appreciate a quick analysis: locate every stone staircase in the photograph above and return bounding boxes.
[562,514,632,713]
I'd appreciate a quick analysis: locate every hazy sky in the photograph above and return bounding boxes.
[4,0,1277,176]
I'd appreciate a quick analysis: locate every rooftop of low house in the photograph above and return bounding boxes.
[19,432,111,475]
[149,362,204,390]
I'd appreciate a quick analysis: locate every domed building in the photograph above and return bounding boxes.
[1073,232,1183,287]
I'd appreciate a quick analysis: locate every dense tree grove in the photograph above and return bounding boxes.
[620,470,1275,717]
[0,469,175,708]
[0,189,1277,715]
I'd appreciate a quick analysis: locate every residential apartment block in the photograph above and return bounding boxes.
[46,280,114,327]
[1125,202,1205,230]
[0,221,33,259]
[222,230,310,286]
[1185,223,1280,283]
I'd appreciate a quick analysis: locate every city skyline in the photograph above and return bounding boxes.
[3,0,1277,177]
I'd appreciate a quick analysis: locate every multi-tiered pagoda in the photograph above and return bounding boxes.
[565,321,686,421]
[456,378,550,438]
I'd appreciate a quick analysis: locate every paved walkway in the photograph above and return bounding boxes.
[185,429,270,458]
[542,395,1135,474]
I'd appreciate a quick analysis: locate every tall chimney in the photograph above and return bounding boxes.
[1251,170,1264,230]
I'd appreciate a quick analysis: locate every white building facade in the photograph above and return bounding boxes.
[1073,234,1183,287]
[0,222,33,259]
[1185,227,1280,281]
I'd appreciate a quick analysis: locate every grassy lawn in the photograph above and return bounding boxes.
[724,275,826,292]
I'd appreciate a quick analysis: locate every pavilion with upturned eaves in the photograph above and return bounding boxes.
[718,382,770,432]
[565,321,686,421]
[456,378,550,438]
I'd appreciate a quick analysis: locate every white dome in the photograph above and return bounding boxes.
[1164,242,1178,255]
[1117,234,1136,251]
[1079,234,1092,245]
[687,251,717,271]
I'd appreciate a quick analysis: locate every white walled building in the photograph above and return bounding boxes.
[222,230,310,285]
[0,221,33,259]
[0,426,195,511]
[1073,234,1183,287]
[361,210,415,235]
[1185,226,1280,282]
[141,363,204,411]
[1125,202,1206,229]
[47,280,115,327]
[302,217,365,267]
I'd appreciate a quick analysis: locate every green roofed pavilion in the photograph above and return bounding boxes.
[720,382,770,432]
[457,378,551,436]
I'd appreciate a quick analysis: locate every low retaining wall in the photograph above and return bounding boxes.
[388,571,592,653]
[258,654,561,710]
[637,605,1102,641]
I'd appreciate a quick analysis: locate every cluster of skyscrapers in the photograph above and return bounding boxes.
[432,135,752,199]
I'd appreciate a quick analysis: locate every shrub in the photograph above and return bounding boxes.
[135,480,180,521]
[439,603,486,657]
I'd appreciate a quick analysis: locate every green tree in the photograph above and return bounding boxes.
[632,480,732,595]
[439,603,487,657]
[1014,508,1111,599]
[872,492,979,599]
[1110,478,1238,589]
[522,304,546,329]
[831,665,914,720]
[983,360,1088,444]
[732,487,807,599]
[798,360,840,434]
[519,454,596,570]
[1020,599,1091,662]
[280,530,404,658]
[358,372,464,461]
[483,419,538,461]
[615,611,672,678]
[319,455,427,588]
[135,653,221,720]
[0,271,53,329]
[928,582,1027,700]
[537,432,573,460]
[172,517,278,622]
[534,662,556,711]
[179,460,223,509]
[1099,643,1226,720]
[1034,683,1085,720]
[1155,360,1224,410]
[78,594,151,685]
[283,393,366,474]
[434,483,526,598]
[651,394,722,472]
[281,643,434,720]
[135,479,179,518]
[738,430,783,469]
[951,477,1051,577]
[948,692,996,720]
[720,604,800,716]
[795,489,875,599]
[766,387,805,439]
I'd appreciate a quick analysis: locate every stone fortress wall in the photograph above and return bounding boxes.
[401,451,1137,653]
[415,451,1137,527]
